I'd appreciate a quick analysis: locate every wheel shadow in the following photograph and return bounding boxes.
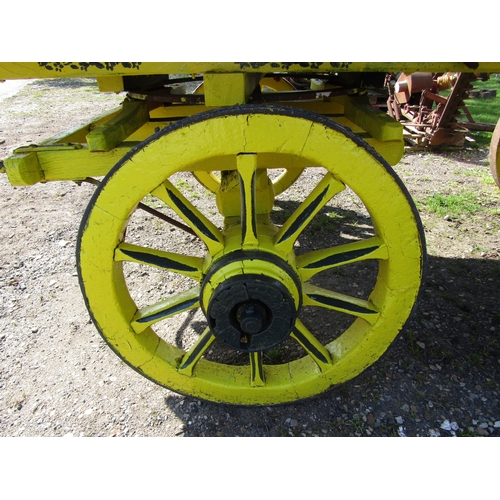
[161,252,500,437]
[27,78,100,90]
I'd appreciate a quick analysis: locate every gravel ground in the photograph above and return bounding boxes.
[1,78,500,438]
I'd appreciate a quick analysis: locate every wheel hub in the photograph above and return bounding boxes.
[202,251,302,352]
[236,301,267,335]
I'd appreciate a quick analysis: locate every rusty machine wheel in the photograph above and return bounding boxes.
[76,105,426,405]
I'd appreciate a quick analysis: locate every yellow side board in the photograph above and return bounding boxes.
[1,62,500,81]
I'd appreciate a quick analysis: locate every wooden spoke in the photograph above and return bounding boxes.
[249,351,265,386]
[291,319,333,372]
[237,153,259,247]
[303,283,380,325]
[274,173,345,253]
[177,327,216,377]
[115,242,203,280]
[297,237,388,281]
[152,180,224,255]
[131,287,200,333]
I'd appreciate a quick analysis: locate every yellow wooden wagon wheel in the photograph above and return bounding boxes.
[192,168,303,196]
[490,117,500,189]
[77,105,425,405]
[192,77,303,196]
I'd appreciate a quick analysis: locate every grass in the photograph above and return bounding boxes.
[459,167,496,186]
[463,75,500,122]
[421,191,483,217]
[438,74,500,148]
[462,74,500,147]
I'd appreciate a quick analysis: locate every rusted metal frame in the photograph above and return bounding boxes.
[460,105,475,123]
[249,87,359,103]
[434,73,475,129]
[384,71,484,148]
[424,73,476,146]
[386,95,402,121]
[125,72,332,94]
[421,90,447,106]
[128,89,206,104]
[127,86,358,105]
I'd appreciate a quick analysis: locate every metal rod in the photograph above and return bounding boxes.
[81,177,196,236]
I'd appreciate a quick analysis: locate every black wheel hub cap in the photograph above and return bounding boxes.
[206,274,298,352]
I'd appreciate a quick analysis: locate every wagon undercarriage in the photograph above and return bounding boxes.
[0,62,498,404]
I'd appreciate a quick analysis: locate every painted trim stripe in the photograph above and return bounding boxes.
[166,187,220,242]
[120,248,198,273]
[304,245,380,269]
[277,186,329,244]
[307,293,377,315]
[136,297,199,323]
[250,351,265,385]
[179,331,215,371]
[292,327,330,365]
[240,170,257,243]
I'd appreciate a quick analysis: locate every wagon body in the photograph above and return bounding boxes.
[2,62,500,187]
[1,61,499,405]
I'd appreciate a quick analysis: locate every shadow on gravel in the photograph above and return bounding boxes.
[27,78,98,90]
[163,255,500,437]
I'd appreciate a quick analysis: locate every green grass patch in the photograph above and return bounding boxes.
[463,75,500,122]
[422,191,483,217]
[463,74,500,147]
[439,74,500,148]
[458,167,496,185]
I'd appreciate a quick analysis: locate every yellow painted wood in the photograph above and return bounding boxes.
[86,100,149,152]
[14,144,83,153]
[237,154,259,247]
[259,76,296,92]
[178,328,216,377]
[4,144,134,185]
[97,76,125,92]
[291,319,333,372]
[343,95,403,142]
[302,283,380,325]
[77,107,425,405]
[215,166,274,220]
[147,102,404,165]
[1,90,403,188]
[194,166,303,197]
[149,104,211,120]
[200,253,302,315]
[2,62,500,81]
[278,98,345,115]
[4,152,44,185]
[362,139,403,166]
[131,286,200,334]
[151,180,224,256]
[203,73,262,106]
[250,352,265,387]
[274,173,346,254]
[115,241,204,280]
[2,106,128,185]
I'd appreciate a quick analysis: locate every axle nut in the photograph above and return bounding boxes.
[236,302,268,334]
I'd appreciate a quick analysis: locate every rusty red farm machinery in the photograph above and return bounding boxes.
[384,71,497,147]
